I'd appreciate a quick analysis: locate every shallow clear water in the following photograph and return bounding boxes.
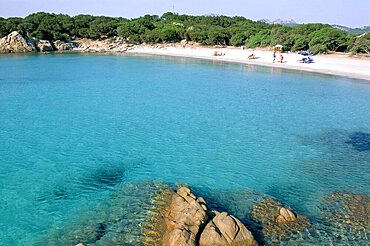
[0,53,369,245]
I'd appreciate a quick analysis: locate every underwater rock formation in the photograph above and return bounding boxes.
[80,165,126,190]
[251,197,310,240]
[41,181,370,246]
[38,181,168,245]
[322,192,370,230]
[142,186,175,245]
[318,192,370,245]
[345,131,370,152]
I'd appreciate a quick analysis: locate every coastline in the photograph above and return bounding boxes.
[1,30,370,81]
[126,45,370,82]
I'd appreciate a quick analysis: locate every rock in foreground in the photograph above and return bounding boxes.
[143,186,257,246]
[200,211,257,246]
[163,186,208,246]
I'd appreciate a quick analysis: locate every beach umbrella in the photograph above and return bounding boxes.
[298,51,309,56]
[298,51,315,56]
[273,44,283,52]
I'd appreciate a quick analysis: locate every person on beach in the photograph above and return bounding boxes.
[273,52,276,63]
[280,54,284,63]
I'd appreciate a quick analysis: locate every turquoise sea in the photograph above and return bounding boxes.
[0,53,369,245]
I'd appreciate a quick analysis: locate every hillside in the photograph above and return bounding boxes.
[332,25,370,35]
[0,12,369,54]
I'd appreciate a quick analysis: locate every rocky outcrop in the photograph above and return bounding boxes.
[36,40,54,52]
[143,186,257,246]
[0,31,134,54]
[53,40,76,51]
[199,211,257,246]
[0,31,36,53]
[74,37,135,52]
[251,197,310,240]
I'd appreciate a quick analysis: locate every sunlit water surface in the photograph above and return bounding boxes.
[0,54,369,245]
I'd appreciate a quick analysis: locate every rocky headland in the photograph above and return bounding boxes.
[0,31,137,54]
[0,31,37,53]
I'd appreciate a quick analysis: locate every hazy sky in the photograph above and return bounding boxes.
[0,0,369,27]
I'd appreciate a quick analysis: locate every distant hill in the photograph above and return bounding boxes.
[258,19,369,34]
[332,25,370,35]
[258,19,298,26]
[272,19,298,26]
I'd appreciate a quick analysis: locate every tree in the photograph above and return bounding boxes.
[207,27,230,45]
[0,12,367,54]
[292,36,309,51]
[186,25,209,44]
[156,24,184,42]
[230,33,248,46]
[309,28,349,52]
[0,18,9,37]
[247,30,272,48]
[88,17,120,39]
[348,33,370,54]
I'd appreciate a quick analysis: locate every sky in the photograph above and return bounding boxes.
[0,0,369,27]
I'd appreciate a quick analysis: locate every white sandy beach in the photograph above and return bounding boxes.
[127,45,370,81]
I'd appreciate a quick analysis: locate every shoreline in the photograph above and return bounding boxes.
[126,45,370,82]
[1,42,370,81]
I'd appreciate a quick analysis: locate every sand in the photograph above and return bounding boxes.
[127,45,370,81]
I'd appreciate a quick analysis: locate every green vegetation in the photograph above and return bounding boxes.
[0,12,369,54]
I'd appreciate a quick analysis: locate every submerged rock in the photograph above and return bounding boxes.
[37,181,168,245]
[345,131,370,152]
[251,197,310,240]
[317,192,370,245]
[322,192,370,230]
[0,31,36,53]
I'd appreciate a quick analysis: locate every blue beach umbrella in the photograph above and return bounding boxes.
[298,51,315,56]
[298,51,310,56]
